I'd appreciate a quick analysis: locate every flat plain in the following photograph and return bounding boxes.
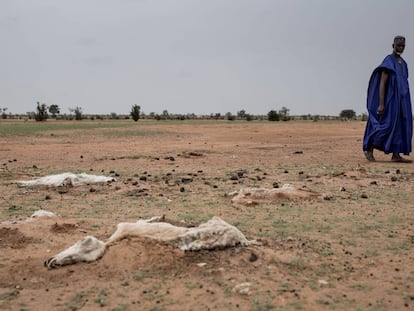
[0,119,413,311]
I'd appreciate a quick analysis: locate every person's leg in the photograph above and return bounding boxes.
[391,153,412,163]
[364,147,375,161]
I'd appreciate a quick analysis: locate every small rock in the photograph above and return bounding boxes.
[361,193,368,199]
[232,282,251,295]
[249,252,258,262]
[181,177,193,184]
[323,195,332,200]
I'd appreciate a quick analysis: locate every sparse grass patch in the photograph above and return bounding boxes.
[316,297,331,306]
[94,288,108,307]
[0,289,19,303]
[140,283,163,301]
[0,172,14,180]
[120,154,146,160]
[133,269,147,282]
[67,290,93,311]
[386,215,404,224]
[351,222,384,236]
[349,283,372,291]
[176,213,210,224]
[0,120,132,136]
[315,263,336,277]
[102,129,168,138]
[184,281,202,290]
[89,223,101,230]
[111,302,129,311]
[364,247,379,257]
[277,281,294,295]
[251,296,276,311]
[386,240,412,251]
[283,257,306,271]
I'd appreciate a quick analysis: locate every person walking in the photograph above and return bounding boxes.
[363,36,412,162]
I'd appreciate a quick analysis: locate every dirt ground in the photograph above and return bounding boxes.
[0,120,413,311]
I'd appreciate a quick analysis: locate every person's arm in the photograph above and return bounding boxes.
[377,70,389,115]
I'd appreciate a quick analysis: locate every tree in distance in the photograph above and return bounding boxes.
[225,112,235,121]
[130,105,141,122]
[267,110,280,121]
[339,109,356,120]
[34,102,48,121]
[1,107,7,119]
[279,106,290,121]
[69,106,83,120]
[48,104,60,118]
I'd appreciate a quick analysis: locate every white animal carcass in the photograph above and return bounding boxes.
[45,236,106,268]
[17,172,115,187]
[230,184,319,204]
[45,216,254,269]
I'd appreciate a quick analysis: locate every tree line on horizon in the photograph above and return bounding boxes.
[0,102,362,122]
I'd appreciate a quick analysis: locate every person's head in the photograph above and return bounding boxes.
[393,36,406,56]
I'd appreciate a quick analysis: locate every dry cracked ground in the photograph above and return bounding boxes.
[0,120,413,311]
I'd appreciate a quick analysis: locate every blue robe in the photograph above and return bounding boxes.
[363,54,412,155]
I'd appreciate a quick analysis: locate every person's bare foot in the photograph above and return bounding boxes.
[364,150,375,162]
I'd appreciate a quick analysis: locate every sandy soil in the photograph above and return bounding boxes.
[0,120,413,310]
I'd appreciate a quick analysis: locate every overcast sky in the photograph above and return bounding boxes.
[1,0,414,116]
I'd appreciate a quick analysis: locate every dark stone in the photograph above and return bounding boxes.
[249,252,258,262]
